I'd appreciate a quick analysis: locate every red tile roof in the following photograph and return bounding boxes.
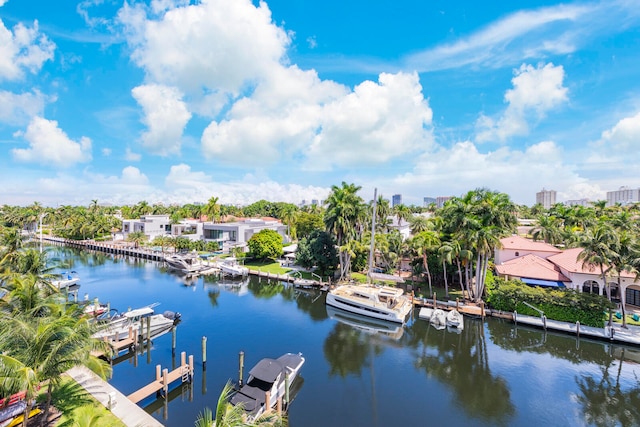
[495,254,570,282]
[499,235,562,254]
[547,247,637,278]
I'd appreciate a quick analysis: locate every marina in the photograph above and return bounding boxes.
[46,246,640,426]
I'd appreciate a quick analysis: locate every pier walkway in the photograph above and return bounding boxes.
[127,352,194,404]
[66,366,164,427]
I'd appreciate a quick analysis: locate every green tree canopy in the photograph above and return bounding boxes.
[248,230,283,261]
[295,230,338,276]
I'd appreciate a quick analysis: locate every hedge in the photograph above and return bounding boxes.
[486,277,614,327]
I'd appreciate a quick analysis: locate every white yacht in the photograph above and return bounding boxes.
[325,284,412,324]
[230,352,305,420]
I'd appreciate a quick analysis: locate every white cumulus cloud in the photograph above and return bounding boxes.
[476,63,568,142]
[118,0,289,97]
[131,84,191,155]
[12,117,92,167]
[0,18,55,81]
[0,90,46,125]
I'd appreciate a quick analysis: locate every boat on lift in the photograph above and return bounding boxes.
[230,352,305,420]
[92,303,180,341]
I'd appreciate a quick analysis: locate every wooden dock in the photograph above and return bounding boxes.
[413,296,487,318]
[92,327,139,359]
[127,352,194,404]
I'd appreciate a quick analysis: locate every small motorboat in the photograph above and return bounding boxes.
[51,271,80,290]
[230,353,305,420]
[430,309,446,330]
[418,307,433,320]
[446,309,464,330]
[92,304,180,341]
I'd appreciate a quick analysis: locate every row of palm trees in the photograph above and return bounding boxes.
[0,227,112,427]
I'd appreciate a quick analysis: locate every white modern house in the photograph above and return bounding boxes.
[120,214,171,241]
[202,218,288,253]
[494,235,640,310]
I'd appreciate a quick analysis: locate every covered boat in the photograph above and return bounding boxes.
[430,309,446,329]
[230,353,305,420]
[446,309,464,330]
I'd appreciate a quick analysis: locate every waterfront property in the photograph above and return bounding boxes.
[494,235,640,311]
[35,246,640,427]
[118,215,288,254]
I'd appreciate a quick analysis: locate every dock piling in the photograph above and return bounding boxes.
[201,336,207,369]
[238,351,245,387]
[172,327,176,356]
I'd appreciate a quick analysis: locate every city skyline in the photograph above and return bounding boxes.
[2,0,640,207]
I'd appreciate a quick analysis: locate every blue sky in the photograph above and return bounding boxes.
[1,0,640,207]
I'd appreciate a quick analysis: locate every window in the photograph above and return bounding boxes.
[582,280,599,294]
[515,252,519,257]
[626,288,640,307]
[205,229,224,240]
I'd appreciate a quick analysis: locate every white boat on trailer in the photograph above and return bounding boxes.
[230,353,305,420]
[325,284,412,324]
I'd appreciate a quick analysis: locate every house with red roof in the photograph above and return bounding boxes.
[494,235,640,310]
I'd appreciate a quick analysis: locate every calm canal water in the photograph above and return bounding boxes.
[51,247,640,427]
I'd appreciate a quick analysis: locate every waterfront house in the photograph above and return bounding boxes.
[121,214,171,241]
[202,217,288,253]
[494,235,640,310]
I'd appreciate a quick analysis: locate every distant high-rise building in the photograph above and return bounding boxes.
[536,188,556,209]
[607,186,640,206]
[436,196,452,209]
[392,194,402,207]
[423,197,436,207]
[311,199,319,206]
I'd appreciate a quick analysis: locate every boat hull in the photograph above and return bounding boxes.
[325,290,410,324]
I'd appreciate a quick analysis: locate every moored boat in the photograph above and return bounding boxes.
[230,353,305,420]
[51,271,79,290]
[430,309,446,329]
[92,304,180,341]
[446,309,464,330]
[325,284,412,324]
[218,257,249,278]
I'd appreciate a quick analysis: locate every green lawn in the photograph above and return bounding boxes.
[243,259,292,275]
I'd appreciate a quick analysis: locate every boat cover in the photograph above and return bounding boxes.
[0,401,26,422]
[248,358,284,383]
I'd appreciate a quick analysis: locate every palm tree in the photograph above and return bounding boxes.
[324,182,367,280]
[203,197,221,223]
[438,242,454,298]
[578,223,619,326]
[126,231,148,249]
[530,214,563,245]
[409,216,430,235]
[195,381,286,426]
[411,230,440,296]
[0,306,111,426]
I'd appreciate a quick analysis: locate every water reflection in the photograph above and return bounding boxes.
[323,309,387,378]
[44,246,640,427]
[406,318,515,425]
